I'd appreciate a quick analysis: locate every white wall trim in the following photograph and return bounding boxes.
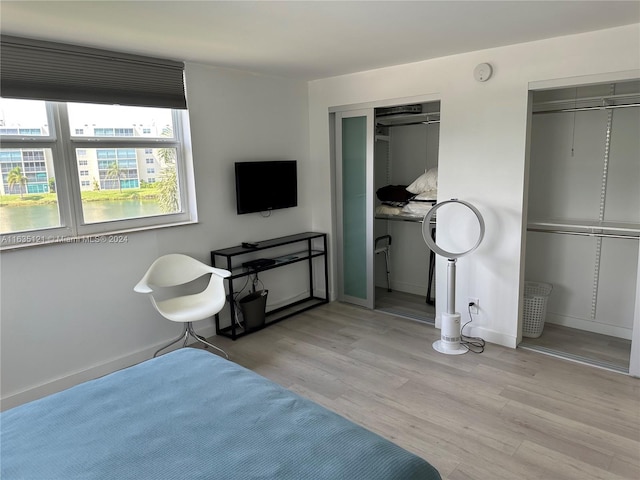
[328,92,441,113]
[528,69,640,91]
[0,324,217,411]
[464,324,518,349]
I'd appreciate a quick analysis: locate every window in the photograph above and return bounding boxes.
[1,99,195,248]
[92,127,135,137]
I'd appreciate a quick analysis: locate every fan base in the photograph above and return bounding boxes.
[432,340,467,355]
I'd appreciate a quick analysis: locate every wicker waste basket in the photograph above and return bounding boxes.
[522,281,553,338]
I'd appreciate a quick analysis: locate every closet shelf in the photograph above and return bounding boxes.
[532,92,640,114]
[528,219,640,238]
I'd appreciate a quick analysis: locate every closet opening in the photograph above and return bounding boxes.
[373,101,440,323]
[522,79,640,374]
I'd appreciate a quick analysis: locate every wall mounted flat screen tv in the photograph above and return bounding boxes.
[235,160,298,214]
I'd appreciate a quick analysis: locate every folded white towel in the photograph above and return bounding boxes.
[376,204,403,216]
[401,201,433,217]
[413,189,437,201]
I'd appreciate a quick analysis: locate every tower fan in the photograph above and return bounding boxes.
[421,199,485,355]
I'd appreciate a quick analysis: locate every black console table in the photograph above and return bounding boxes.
[211,232,329,340]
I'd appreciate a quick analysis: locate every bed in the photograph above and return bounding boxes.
[1,348,441,479]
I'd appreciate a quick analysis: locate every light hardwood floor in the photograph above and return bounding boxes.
[375,287,436,323]
[520,323,632,373]
[205,301,640,480]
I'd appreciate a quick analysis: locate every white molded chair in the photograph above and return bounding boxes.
[134,254,231,359]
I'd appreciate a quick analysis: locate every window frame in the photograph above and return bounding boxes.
[1,101,196,248]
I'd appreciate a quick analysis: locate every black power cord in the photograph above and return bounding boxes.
[461,302,486,353]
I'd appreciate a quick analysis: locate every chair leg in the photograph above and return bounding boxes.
[154,324,189,358]
[426,228,436,305]
[187,323,229,360]
[384,250,391,292]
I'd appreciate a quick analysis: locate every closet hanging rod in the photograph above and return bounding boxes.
[533,103,640,115]
[534,92,640,107]
[376,120,441,128]
[527,228,640,240]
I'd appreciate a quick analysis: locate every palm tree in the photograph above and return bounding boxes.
[158,163,179,213]
[7,166,28,198]
[157,126,179,213]
[106,162,126,192]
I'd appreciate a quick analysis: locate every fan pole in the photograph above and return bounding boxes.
[432,258,466,355]
[447,258,456,314]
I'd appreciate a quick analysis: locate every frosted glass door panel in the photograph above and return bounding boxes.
[342,116,367,299]
[336,110,374,308]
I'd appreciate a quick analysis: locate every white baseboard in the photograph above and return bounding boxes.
[433,314,517,349]
[1,324,218,411]
[465,325,518,349]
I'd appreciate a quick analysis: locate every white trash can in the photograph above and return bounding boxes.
[522,281,553,338]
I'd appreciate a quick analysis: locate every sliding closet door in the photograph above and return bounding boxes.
[335,110,375,308]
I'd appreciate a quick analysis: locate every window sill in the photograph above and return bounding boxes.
[0,220,198,251]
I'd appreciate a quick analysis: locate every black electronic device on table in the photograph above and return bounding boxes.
[242,258,276,269]
[242,242,259,248]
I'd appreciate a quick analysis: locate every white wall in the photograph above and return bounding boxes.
[308,25,640,349]
[0,62,311,409]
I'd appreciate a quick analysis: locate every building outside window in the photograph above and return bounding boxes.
[0,98,195,246]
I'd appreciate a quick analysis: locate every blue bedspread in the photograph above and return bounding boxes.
[1,348,441,479]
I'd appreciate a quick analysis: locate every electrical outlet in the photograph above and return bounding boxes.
[468,297,479,314]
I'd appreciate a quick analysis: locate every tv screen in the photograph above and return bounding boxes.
[235,161,298,215]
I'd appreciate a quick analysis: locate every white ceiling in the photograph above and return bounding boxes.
[1,1,639,80]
